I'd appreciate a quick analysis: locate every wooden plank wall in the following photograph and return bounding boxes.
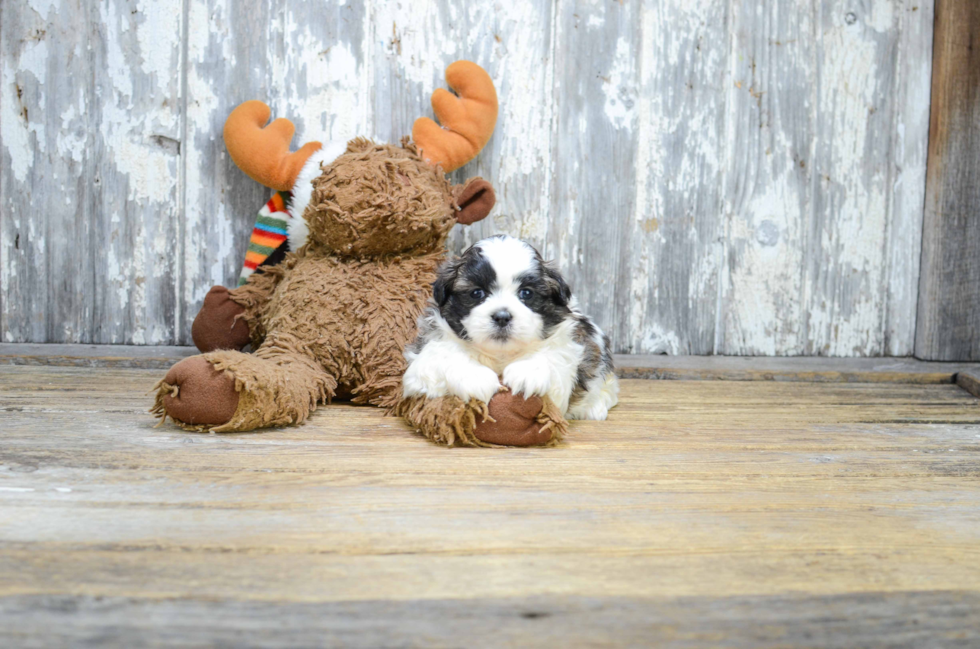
[1,0,935,355]
[915,0,980,361]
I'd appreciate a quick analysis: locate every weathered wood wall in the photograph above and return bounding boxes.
[1,0,935,355]
[915,0,980,361]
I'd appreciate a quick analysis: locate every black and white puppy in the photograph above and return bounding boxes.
[403,235,618,420]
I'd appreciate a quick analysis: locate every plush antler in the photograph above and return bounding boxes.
[223,101,322,191]
[412,61,498,172]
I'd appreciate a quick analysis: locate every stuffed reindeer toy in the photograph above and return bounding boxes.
[153,61,567,446]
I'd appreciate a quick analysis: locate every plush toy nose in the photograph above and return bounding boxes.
[492,309,513,327]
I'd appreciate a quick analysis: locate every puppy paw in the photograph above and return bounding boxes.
[403,356,501,404]
[447,364,501,404]
[402,358,449,398]
[567,402,609,421]
[502,357,553,398]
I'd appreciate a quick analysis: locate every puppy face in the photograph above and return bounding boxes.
[433,236,571,353]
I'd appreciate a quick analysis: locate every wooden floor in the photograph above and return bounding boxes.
[3,363,980,647]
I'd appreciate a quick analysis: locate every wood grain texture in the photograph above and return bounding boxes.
[549,1,638,350]
[366,1,558,256]
[915,0,980,361]
[5,344,980,383]
[3,593,980,649]
[1,365,980,645]
[0,343,196,369]
[721,0,933,356]
[616,353,980,384]
[1,0,182,344]
[627,0,728,355]
[721,0,812,356]
[807,0,928,357]
[956,370,980,398]
[1,0,937,355]
[178,0,281,343]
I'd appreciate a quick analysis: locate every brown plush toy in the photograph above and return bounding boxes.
[152,61,566,447]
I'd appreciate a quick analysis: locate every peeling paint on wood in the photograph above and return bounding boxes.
[2,0,182,345]
[0,0,935,354]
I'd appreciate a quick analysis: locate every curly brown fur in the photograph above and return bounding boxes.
[228,259,293,348]
[305,140,456,258]
[251,251,442,408]
[151,348,336,433]
[394,393,567,448]
[154,133,510,444]
[535,397,568,446]
[207,347,336,432]
[393,395,491,447]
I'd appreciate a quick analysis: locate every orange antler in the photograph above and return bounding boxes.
[223,101,322,191]
[412,61,498,172]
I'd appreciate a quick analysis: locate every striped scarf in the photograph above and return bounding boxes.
[238,191,292,285]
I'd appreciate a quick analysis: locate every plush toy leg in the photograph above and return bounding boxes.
[191,264,289,353]
[153,347,336,433]
[191,286,251,352]
[395,391,567,447]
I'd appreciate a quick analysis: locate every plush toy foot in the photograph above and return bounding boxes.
[395,391,567,447]
[191,286,251,353]
[473,392,555,447]
[155,356,239,427]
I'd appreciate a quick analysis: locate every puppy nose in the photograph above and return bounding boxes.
[492,309,513,327]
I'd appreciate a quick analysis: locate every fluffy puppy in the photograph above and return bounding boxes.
[403,235,618,420]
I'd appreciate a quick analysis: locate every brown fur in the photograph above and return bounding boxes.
[394,395,491,447]
[305,139,456,258]
[394,393,567,448]
[153,138,563,445]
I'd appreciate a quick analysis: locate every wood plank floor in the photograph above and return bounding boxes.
[2,365,980,647]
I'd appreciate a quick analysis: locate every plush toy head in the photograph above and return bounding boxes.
[223,61,498,258]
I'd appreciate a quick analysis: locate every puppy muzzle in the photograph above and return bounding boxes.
[490,309,513,341]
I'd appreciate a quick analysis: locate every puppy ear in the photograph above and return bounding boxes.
[542,260,571,306]
[433,257,463,306]
[453,178,495,225]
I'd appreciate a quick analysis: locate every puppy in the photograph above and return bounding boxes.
[403,235,618,420]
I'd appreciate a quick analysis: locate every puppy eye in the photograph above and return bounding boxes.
[519,288,533,300]
[470,288,486,300]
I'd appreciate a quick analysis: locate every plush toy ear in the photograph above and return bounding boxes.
[454,178,495,225]
[433,257,463,306]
